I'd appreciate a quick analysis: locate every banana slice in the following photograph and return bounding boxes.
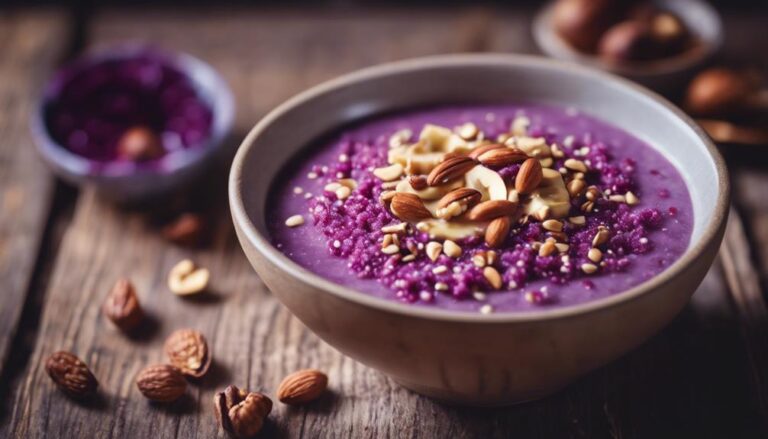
[464,165,507,202]
[416,219,484,241]
[513,137,551,159]
[522,168,570,219]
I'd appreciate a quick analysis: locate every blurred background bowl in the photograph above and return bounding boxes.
[32,44,234,203]
[533,0,723,92]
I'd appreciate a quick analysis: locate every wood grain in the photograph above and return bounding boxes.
[2,5,768,439]
[0,10,70,376]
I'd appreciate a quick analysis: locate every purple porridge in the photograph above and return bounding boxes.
[268,104,693,313]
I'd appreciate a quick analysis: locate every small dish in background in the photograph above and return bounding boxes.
[32,44,234,203]
[533,0,722,92]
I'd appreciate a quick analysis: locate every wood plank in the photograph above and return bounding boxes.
[5,6,768,438]
[0,10,70,376]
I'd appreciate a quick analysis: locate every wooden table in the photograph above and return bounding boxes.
[1,5,767,438]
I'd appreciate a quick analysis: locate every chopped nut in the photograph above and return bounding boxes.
[402,254,416,262]
[567,179,586,197]
[581,263,598,274]
[373,163,404,181]
[479,304,494,314]
[626,191,640,205]
[483,266,503,289]
[443,240,462,258]
[564,158,588,173]
[539,241,556,257]
[472,252,487,268]
[432,265,448,274]
[381,244,400,255]
[458,122,479,140]
[588,248,603,263]
[435,282,449,291]
[592,229,610,247]
[585,186,601,201]
[486,250,498,265]
[581,201,595,213]
[285,215,305,227]
[381,222,408,234]
[555,243,570,253]
[389,129,412,148]
[426,241,443,262]
[335,186,351,200]
[324,182,341,192]
[609,194,626,203]
[569,216,586,226]
[542,219,564,232]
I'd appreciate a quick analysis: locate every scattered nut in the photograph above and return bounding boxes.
[277,369,329,405]
[485,216,511,248]
[168,259,210,296]
[426,241,443,262]
[588,248,603,263]
[116,126,164,161]
[136,364,187,402]
[564,158,588,173]
[443,240,462,258]
[581,263,598,274]
[592,228,610,247]
[542,219,564,232]
[102,278,143,332]
[483,266,502,289]
[390,193,432,223]
[215,385,273,438]
[45,351,98,399]
[373,163,404,182]
[285,214,304,227]
[626,191,639,205]
[164,329,212,378]
[162,213,205,246]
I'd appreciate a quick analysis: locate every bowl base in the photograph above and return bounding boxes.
[392,377,564,407]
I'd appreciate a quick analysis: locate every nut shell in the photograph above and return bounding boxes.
[164,329,212,378]
[214,385,272,438]
[45,351,98,399]
[277,369,328,405]
[136,364,187,402]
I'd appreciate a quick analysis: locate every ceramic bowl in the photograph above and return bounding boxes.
[229,54,728,405]
[33,45,234,203]
[533,0,723,92]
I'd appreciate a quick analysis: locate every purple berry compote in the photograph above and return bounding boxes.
[43,54,213,163]
[268,104,693,313]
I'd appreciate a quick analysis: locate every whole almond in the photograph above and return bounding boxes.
[136,364,187,402]
[45,351,98,399]
[477,147,528,168]
[214,385,272,438]
[162,213,205,247]
[427,156,476,186]
[102,278,143,333]
[277,369,328,405]
[408,175,428,191]
[116,126,164,161]
[468,143,505,159]
[390,193,432,222]
[515,158,543,194]
[437,188,482,209]
[164,329,211,378]
[467,200,518,222]
[485,216,512,248]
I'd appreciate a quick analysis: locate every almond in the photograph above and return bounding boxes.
[436,188,482,209]
[390,193,432,222]
[476,147,528,168]
[515,158,543,194]
[102,278,143,333]
[426,156,476,186]
[164,329,212,378]
[277,369,328,405]
[485,216,512,248]
[408,175,428,190]
[467,200,518,221]
[136,364,187,402]
[45,351,98,399]
[468,143,505,159]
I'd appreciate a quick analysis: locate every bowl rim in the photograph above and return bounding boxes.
[532,0,723,78]
[229,53,729,323]
[31,43,235,180]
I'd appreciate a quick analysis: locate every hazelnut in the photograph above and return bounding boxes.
[116,126,164,161]
[102,278,144,332]
[552,0,626,52]
[164,328,212,378]
[214,385,272,438]
[598,20,660,62]
[685,68,758,117]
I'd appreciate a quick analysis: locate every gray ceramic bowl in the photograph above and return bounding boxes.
[533,0,723,92]
[230,54,728,405]
[33,45,234,203]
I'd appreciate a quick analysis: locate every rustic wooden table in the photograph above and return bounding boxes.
[1,5,767,438]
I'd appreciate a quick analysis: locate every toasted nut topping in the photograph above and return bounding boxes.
[592,229,610,247]
[515,158,543,195]
[381,222,408,234]
[581,201,595,213]
[542,219,564,232]
[588,248,603,263]
[427,156,476,186]
[539,241,556,257]
[585,186,601,201]
[468,143,505,159]
[324,182,341,192]
[511,116,530,136]
[381,244,400,255]
[390,193,432,222]
[477,147,528,168]
[567,179,586,197]
[486,250,498,265]
[168,259,210,296]
[467,200,518,221]
[389,129,412,148]
[285,215,305,227]
[555,243,570,253]
[437,188,482,209]
[569,216,586,225]
[540,158,554,168]
[426,241,443,262]
[485,216,511,248]
[382,234,393,248]
[402,254,416,262]
[551,144,565,158]
[443,240,462,258]
[379,190,396,204]
[458,122,480,140]
[432,265,448,274]
[564,158,588,173]
[435,282,449,291]
[373,163,404,181]
[581,263,598,274]
[335,186,351,200]
[472,252,487,267]
[483,266,503,289]
[409,175,428,190]
[626,191,640,205]
[608,194,626,203]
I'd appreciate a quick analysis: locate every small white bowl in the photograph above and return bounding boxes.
[533,0,723,91]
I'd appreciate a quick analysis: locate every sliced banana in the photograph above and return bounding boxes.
[464,165,507,202]
[513,137,551,159]
[416,219,484,241]
[522,168,570,219]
